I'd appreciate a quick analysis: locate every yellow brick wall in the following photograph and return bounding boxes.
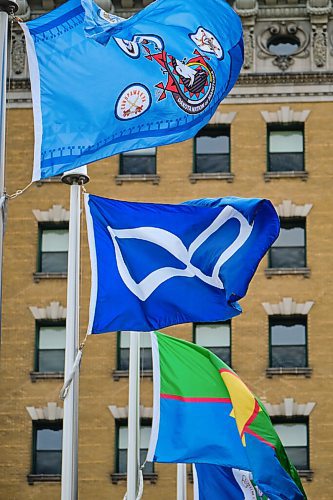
[0,101,332,499]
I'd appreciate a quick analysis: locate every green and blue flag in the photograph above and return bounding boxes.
[147,332,306,500]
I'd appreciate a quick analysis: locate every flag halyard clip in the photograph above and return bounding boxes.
[59,335,88,400]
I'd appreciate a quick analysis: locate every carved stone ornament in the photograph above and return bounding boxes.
[243,28,254,70]
[10,30,27,76]
[307,0,332,16]
[16,0,30,21]
[312,25,327,67]
[257,22,310,72]
[234,0,259,18]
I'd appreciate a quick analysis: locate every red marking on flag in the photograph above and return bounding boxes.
[244,428,275,449]
[160,394,231,403]
[241,400,260,440]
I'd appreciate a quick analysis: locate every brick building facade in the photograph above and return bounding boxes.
[1,0,333,498]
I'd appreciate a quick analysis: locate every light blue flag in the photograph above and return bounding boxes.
[193,464,269,500]
[84,194,279,333]
[21,0,243,181]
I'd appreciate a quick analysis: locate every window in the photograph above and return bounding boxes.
[117,331,152,372]
[194,126,230,173]
[116,420,154,475]
[38,224,69,273]
[269,316,307,368]
[269,218,306,268]
[32,421,62,474]
[120,147,156,175]
[273,419,309,470]
[268,125,304,172]
[36,322,66,373]
[194,322,231,366]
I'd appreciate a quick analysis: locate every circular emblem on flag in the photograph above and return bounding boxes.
[151,49,217,115]
[115,84,152,120]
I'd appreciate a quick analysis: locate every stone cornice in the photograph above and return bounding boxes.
[29,301,67,320]
[32,204,69,222]
[262,297,314,316]
[26,402,63,420]
[108,405,153,419]
[263,398,316,417]
[275,200,313,217]
[261,106,310,123]
[237,72,333,86]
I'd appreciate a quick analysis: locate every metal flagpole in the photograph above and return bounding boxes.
[177,463,187,500]
[127,331,141,500]
[0,0,18,343]
[61,167,89,500]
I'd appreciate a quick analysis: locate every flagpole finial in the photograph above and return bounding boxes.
[0,0,18,14]
[61,166,90,186]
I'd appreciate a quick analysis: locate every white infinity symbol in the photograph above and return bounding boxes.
[107,205,253,301]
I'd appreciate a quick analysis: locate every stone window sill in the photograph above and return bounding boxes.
[112,369,153,381]
[27,474,61,485]
[115,174,160,185]
[189,172,234,184]
[30,371,64,382]
[110,472,158,484]
[33,272,67,282]
[265,268,310,278]
[298,469,313,481]
[36,176,62,186]
[264,171,308,182]
[266,367,312,378]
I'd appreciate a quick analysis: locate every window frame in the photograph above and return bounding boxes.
[37,222,69,274]
[119,148,157,176]
[116,331,153,373]
[269,315,308,369]
[271,416,310,471]
[267,123,305,173]
[193,321,232,367]
[115,418,154,475]
[32,420,63,476]
[34,319,66,373]
[269,217,307,269]
[193,125,231,174]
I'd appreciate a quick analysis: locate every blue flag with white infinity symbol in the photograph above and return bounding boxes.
[84,195,279,333]
[21,0,243,181]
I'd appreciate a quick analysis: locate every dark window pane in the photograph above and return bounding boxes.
[119,348,130,370]
[39,349,65,372]
[209,347,231,366]
[37,428,62,451]
[196,134,229,155]
[41,252,68,273]
[35,450,62,474]
[118,449,154,474]
[120,156,156,175]
[195,154,230,173]
[271,322,306,345]
[271,346,307,367]
[118,449,127,473]
[273,225,305,247]
[140,349,152,371]
[140,449,153,473]
[285,446,308,469]
[119,348,152,371]
[269,152,304,171]
[270,247,305,268]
